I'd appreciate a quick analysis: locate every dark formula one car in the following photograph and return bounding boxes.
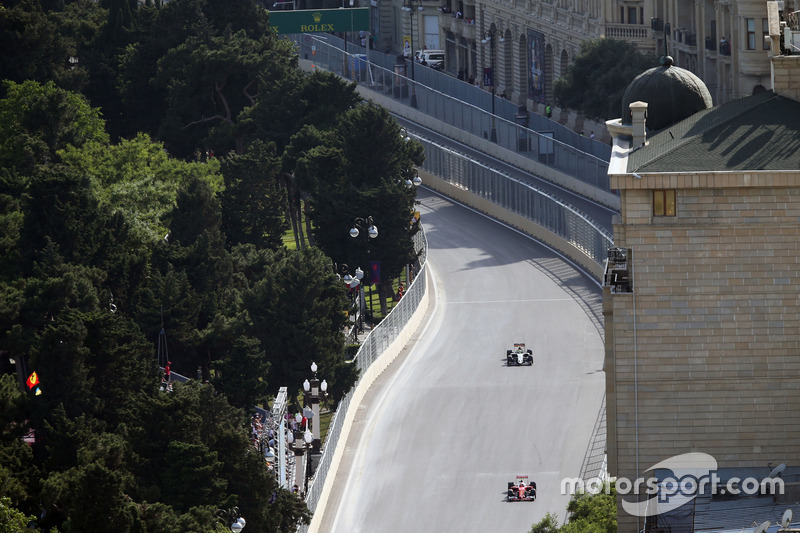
[507,475,537,501]
[507,343,533,366]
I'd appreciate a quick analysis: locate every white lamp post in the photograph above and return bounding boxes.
[350,217,378,324]
[292,421,310,491]
[303,362,328,451]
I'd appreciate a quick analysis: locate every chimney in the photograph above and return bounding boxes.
[630,101,648,147]
[771,55,800,102]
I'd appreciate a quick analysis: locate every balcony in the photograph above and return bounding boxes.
[605,23,650,42]
[673,28,696,47]
[439,10,476,38]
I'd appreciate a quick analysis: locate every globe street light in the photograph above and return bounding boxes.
[405,168,423,188]
[231,517,246,533]
[350,217,378,324]
[217,507,245,532]
[350,216,378,239]
[401,0,423,108]
[302,362,328,452]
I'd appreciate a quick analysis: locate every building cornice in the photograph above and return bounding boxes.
[609,171,800,191]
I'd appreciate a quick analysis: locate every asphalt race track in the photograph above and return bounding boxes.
[321,188,606,533]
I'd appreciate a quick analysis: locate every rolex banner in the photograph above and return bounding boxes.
[269,8,369,35]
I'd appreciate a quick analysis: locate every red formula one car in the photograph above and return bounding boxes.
[507,475,537,502]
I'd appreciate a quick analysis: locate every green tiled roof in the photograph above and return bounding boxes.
[628,90,800,173]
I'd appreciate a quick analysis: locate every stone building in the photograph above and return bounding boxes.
[381,0,800,111]
[602,26,800,533]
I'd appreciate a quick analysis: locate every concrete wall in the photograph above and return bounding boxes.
[307,273,431,533]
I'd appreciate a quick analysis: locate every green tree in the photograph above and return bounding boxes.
[15,166,146,309]
[0,169,24,284]
[292,104,423,314]
[561,483,617,533]
[39,432,140,532]
[59,132,223,245]
[243,68,362,154]
[245,247,357,402]
[149,176,233,380]
[553,38,658,121]
[0,376,38,516]
[0,80,108,175]
[529,483,617,533]
[529,512,560,533]
[30,308,156,427]
[0,3,92,94]
[0,496,36,533]
[128,381,309,532]
[211,336,271,411]
[154,28,295,157]
[220,140,288,250]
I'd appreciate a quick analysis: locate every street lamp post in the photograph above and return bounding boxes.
[289,418,314,495]
[481,29,499,143]
[303,362,328,452]
[350,216,378,325]
[217,507,246,532]
[340,263,364,334]
[401,0,423,108]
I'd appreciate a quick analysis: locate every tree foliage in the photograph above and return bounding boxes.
[529,483,618,533]
[291,104,424,312]
[220,140,289,250]
[0,80,108,175]
[0,0,424,529]
[553,38,658,121]
[0,496,36,533]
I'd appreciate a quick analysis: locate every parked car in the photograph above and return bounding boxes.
[418,49,445,70]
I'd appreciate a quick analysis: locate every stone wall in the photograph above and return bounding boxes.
[606,180,800,532]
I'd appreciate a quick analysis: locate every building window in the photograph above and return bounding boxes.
[627,7,637,24]
[653,190,676,216]
[746,18,756,50]
[763,18,770,50]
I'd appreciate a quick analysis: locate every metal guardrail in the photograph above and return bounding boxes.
[298,229,427,529]
[412,131,613,270]
[290,34,611,190]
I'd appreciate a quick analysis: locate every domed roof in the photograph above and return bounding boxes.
[621,56,713,131]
